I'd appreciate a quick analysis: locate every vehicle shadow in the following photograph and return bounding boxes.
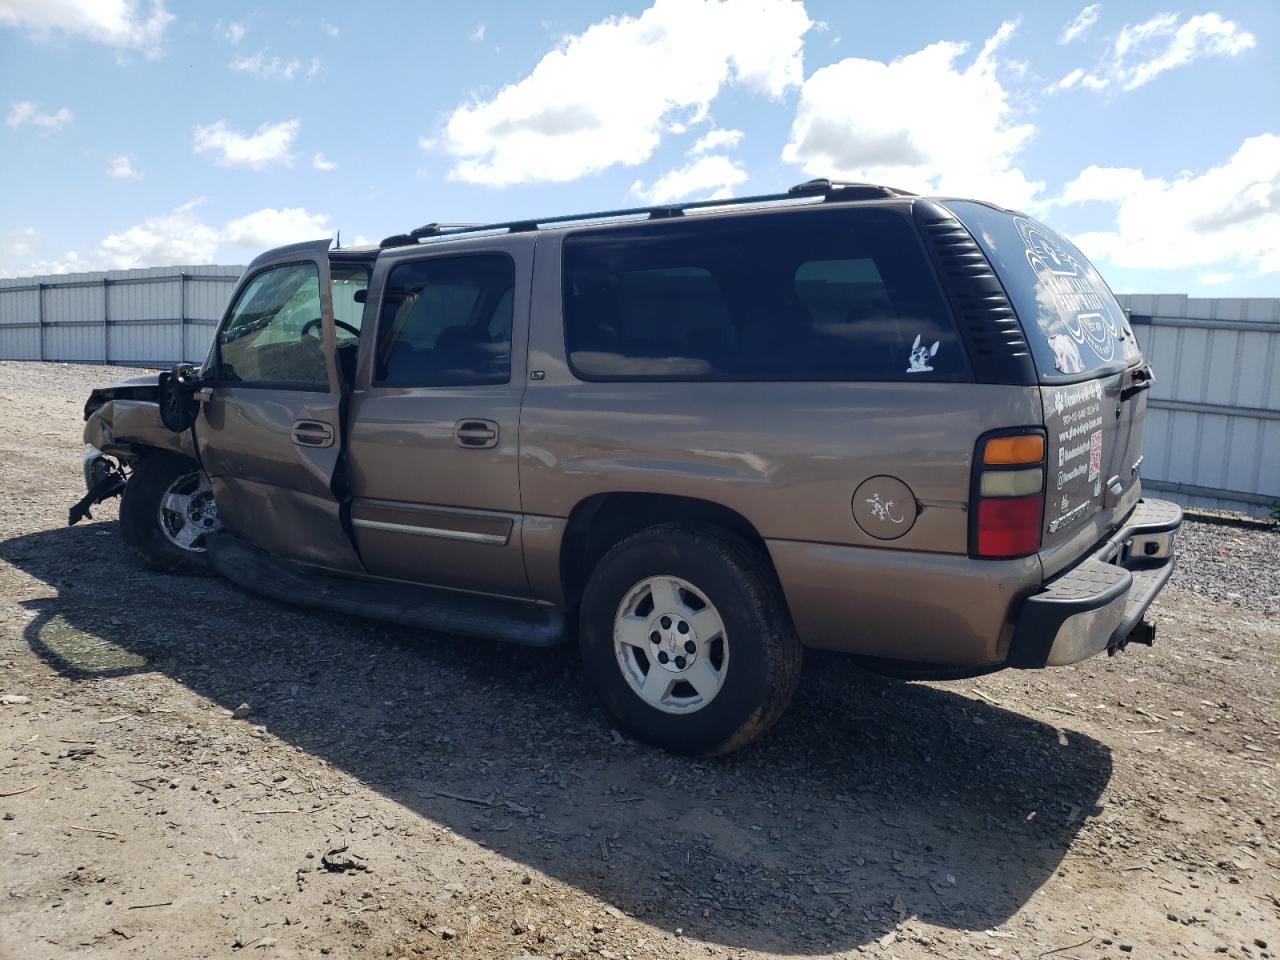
[2,520,1113,954]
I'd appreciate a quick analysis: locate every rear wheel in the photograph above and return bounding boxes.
[579,523,802,755]
[119,453,221,573]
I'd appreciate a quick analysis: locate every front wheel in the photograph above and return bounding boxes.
[579,524,802,755]
[119,453,221,573]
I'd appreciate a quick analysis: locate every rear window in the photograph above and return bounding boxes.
[944,200,1141,381]
[562,207,966,382]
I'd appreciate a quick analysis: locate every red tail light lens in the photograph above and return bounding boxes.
[976,494,1043,558]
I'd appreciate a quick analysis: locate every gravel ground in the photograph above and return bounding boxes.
[0,361,1277,960]
[1172,520,1280,615]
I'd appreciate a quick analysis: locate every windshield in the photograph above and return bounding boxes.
[943,200,1141,383]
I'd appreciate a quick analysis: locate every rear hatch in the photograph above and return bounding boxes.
[942,201,1150,573]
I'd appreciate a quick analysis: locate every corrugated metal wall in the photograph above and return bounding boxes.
[1116,295,1279,519]
[0,265,242,367]
[0,269,1275,518]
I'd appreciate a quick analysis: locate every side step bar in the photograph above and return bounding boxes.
[206,533,567,647]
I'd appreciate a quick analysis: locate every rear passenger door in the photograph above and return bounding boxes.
[345,236,532,597]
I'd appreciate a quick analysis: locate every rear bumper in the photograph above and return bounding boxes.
[1007,498,1182,668]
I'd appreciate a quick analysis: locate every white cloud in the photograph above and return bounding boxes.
[1059,134,1280,277]
[229,50,319,81]
[14,201,333,275]
[0,227,39,259]
[1059,4,1100,45]
[219,20,246,44]
[23,200,219,274]
[1198,272,1233,285]
[632,154,748,203]
[1055,164,1148,205]
[0,0,173,54]
[782,20,1043,210]
[312,152,336,171]
[192,118,299,170]
[321,19,338,38]
[1050,11,1255,94]
[106,154,142,179]
[437,0,811,185]
[7,100,74,133]
[470,21,485,42]
[1044,66,1111,94]
[220,207,331,250]
[689,128,743,154]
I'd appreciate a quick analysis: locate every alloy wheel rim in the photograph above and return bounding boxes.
[156,471,221,553]
[612,575,729,715]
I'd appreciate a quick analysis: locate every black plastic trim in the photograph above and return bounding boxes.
[1005,562,1131,668]
[912,199,1037,386]
[206,532,567,647]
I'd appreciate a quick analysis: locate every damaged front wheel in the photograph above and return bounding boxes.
[119,453,221,573]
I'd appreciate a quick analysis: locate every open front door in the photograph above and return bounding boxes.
[195,239,362,572]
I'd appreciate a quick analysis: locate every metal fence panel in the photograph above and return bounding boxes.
[1118,294,1279,518]
[0,325,39,359]
[0,287,39,325]
[0,265,243,366]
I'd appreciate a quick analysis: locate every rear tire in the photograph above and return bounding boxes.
[119,453,220,573]
[579,523,802,755]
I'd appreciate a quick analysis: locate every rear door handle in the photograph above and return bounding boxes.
[1121,364,1155,402]
[292,419,335,448]
[454,419,498,449]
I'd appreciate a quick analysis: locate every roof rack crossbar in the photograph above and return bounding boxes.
[379,180,915,248]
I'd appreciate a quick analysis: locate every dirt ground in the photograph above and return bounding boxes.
[0,360,1276,960]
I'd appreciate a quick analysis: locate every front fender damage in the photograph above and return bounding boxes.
[84,399,195,459]
[71,399,197,526]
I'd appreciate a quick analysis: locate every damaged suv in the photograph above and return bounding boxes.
[76,180,1181,754]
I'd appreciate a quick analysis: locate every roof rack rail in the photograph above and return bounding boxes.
[378,179,915,248]
[787,178,914,200]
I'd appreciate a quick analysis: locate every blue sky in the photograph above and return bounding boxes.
[1,0,1276,295]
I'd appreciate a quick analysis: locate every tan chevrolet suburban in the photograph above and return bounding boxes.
[73,179,1181,754]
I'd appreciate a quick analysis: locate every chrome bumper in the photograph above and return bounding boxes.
[1007,499,1182,668]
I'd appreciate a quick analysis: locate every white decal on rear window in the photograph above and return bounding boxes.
[1015,218,1117,364]
[906,334,939,373]
[1013,216,1116,363]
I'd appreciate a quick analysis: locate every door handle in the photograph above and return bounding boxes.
[454,419,498,449]
[292,419,335,448]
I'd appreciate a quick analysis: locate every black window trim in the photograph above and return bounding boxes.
[558,206,975,385]
[938,199,1141,387]
[370,249,518,389]
[208,258,331,393]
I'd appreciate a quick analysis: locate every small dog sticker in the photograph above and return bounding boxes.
[907,334,939,374]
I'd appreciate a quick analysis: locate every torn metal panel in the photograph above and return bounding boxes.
[84,398,195,459]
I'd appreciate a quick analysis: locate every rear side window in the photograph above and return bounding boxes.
[944,201,1141,381]
[563,208,966,381]
[374,254,514,387]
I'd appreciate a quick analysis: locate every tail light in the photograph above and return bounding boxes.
[972,430,1046,558]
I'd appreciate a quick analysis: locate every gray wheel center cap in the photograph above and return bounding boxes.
[647,613,697,673]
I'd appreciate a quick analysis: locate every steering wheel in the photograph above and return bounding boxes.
[300,317,360,339]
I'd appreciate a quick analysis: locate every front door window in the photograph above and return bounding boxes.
[217,263,328,387]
